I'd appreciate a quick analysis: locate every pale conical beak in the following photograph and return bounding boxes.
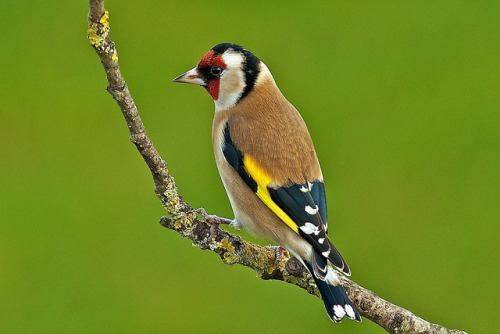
[172,67,206,86]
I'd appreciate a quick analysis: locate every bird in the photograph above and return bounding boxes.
[172,43,361,323]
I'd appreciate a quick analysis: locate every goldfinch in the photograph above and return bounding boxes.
[173,43,360,323]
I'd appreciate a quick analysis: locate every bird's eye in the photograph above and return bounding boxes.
[210,66,223,76]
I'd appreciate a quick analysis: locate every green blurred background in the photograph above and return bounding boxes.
[1,1,498,333]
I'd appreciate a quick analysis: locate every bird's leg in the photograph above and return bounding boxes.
[194,207,233,225]
[194,208,233,236]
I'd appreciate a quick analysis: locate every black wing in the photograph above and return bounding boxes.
[222,122,350,275]
[268,182,350,275]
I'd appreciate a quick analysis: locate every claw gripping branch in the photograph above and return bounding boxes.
[87,1,467,333]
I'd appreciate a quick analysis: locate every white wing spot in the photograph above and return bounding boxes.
[300,222,317,235]
[318,238,325,244]
[308,182,313,191]
[322,249,331,257]
[305,205,319,215]
[299,185,308,193]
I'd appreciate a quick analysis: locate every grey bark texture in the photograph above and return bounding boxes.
[87,2,467,333]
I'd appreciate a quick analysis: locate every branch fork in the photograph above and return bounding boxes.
[87,2,467,333]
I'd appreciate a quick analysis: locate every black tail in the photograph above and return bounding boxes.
[304,252,361,322]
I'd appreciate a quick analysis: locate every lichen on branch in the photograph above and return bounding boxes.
[87,10,117,61]
[87,1,467,333]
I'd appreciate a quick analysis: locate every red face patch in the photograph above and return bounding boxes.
[198,50,215,68]
[198,50,227,70]
[205,79,220,100]
[197,50,227,100]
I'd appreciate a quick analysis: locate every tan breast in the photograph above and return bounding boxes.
[214,72,322,186]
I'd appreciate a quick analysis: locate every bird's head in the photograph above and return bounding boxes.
[173,43,261,110]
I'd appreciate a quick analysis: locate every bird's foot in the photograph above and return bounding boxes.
[194,208,233,237]
[194,207,233,225]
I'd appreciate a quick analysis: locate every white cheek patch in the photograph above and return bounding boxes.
[214,52,246,111]
[222,51,245,68]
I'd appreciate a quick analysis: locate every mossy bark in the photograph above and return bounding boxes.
[88,2,467,333]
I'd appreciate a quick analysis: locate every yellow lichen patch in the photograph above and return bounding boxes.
[163,185,182,217]
[174,219,182,229]
[212,238,238,264]
[223,254,239,265]
[216,238,235,252]
[87,24,101,48]
[284,274,298,285]
[172,213,193,234]
[237,244,276,276]
[100,10,110,28]
[112,49,118,61]
[87,11,110,49]
[257,250,276,275]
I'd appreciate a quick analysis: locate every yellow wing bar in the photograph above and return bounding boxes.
[243,155,299,233]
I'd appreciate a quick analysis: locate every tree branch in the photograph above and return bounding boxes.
[87,2,467,333]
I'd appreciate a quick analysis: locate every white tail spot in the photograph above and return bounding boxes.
[333,305,346,319]
[345,304,356,320]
